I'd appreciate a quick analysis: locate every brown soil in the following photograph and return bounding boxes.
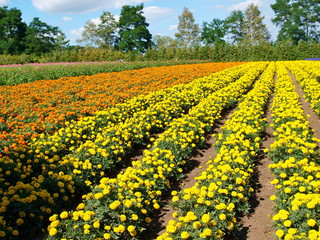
[287,69,320,146]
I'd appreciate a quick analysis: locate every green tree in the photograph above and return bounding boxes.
[77,11,118,48]
[242,3,270,45]
[153,35,178,49]
[201,18,228,46]
[117,4,152,53]
[271,0,320,43]
[0,6,27,54]
[175,7,200,48]
[226,10,245,44]
[25,17,67,54]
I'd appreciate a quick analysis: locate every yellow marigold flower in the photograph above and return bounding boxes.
[181,231,190,239]
[145,217,152,223]
[50,220,60,228]
[16,218,24,225]
[284,220,292,227]
[114,225,126,233]
[202,228,212,236]
[94,192,104,199]
[193,221,201,229]
[166,225,177,233]
[128,225,135,232]
[307,219,316,227]
[60,211,68,219]
[131,214,138,221]
[88,148,96,155]
[201,213,210,223]
[219,213,227,221]
[109,200,121,210]
[120,214,126,221]
[103,233,111,239]
[288,228,297,235]
[76,203,85,210]
[49,228,58,236]
[276,229,284,238]
[172,196,179,202]
[93,221,100,228]
[270,195,277,201]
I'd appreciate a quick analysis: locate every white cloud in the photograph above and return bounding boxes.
[228,0,262,11]
[90,17,101,25]
[143,6,174,21]
[70,27,84,39]
[0,0,9,6]
[32,0,153,14]
[63,16,72,21]
[169,25,177,31]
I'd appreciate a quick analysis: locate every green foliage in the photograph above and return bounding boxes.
[241,3,270,45]
[25,17,67,55]
[77,11,118,48]
[0,6,27,54]
[117,4,153,53]
[175,7,201,48]
[201,18,228,46]
[271,0,320,43]
[226,10,245,44]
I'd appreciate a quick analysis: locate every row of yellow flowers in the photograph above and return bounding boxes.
[157,62,275,240]
[46,62,268,240]
[53,63,254,183]
[268,62,320,240]
[0,63,252,239]
[285,61,320,116]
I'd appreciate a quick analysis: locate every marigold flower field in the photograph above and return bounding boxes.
[0,61,319,240]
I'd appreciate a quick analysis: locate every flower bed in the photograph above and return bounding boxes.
[0,63,251,239]
[0,62,242,156]
[285,61,320,116]
[268,62,320,239]
[157,62,274,240]
[45,62,267,240]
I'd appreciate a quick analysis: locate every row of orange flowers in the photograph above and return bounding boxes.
[0,62,243,155]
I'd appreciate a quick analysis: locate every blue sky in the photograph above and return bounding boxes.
[0,0,278,45]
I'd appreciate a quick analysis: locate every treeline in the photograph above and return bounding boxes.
[0,0,320,64]
[0,41,319,65]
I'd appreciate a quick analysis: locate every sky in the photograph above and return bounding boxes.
[0,0,279,45]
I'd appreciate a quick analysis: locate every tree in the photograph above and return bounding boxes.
[175,7,200,48]
[25,17,67,54]
[241,3,270,45]
[0,6,27,54]
[117,4,152,53]
[77,11,118,48]
[271,0,320,43]
[153,35,178,49]
[201,18,228,46]
[226,10,245,44]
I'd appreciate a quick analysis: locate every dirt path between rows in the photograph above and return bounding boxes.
[287,69,320,146]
